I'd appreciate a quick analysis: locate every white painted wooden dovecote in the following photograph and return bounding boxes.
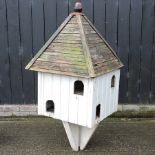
[25,1,123,151]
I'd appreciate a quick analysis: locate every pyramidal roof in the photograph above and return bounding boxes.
[26,13,123,78]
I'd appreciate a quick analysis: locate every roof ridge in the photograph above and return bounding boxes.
[77,15,95,77]
[25,14,73,70]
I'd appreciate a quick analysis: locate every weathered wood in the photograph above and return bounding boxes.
[93,57,116,67]
[27,13,122,79]
[95,60,121,75]
[34,59,87,69]
[61,29,80,34]
[55,36,81,41]
[64,24,79,29]
[34,67,89,78]
[77,15,95,77]
[50,42,83,48]
[58,33,81,37]
[37,58,86,66]
[53,39,82,44]
[45,48,83,55]
[32,61,88,76]
[83,15,122,62]
[92,54,115,64]
[40,53,86,62]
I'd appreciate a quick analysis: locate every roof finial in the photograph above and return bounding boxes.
[74,0,82,13]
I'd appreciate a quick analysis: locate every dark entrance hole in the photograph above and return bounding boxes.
[46,100,54,112]
[96,104,101,118]
[74,80,84,95]
[111,75,115,88]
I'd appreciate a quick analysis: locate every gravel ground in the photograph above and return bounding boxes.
[0,117,154,155]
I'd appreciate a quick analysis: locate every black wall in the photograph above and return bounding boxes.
[0,0,155,104]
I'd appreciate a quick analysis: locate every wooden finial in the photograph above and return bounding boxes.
[74,0,82,13]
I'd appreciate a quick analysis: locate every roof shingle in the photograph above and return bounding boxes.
[26,13,123,78]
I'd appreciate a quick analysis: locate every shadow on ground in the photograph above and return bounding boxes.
[0,117,154,155]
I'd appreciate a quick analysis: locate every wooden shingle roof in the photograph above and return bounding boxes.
[26,13,123,78]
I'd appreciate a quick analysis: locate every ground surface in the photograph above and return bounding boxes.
[0,117,154,155]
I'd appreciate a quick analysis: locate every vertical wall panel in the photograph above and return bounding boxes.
[82,0,94,23]
[6,0,23,104]
[139,0,154,103]
[19,0,35,104]
[128,0,142,103]
[60,76,70,121]
[69,77,78,124]
[0,0,11,104]
[94,0,106,37]
[32,0,45,53]
[52,75,61,119]
[117,0,130,103]
[57,0,69,27]
[44,0,57,41]
[150,12,155,103]
[78,79,88,126]
[106,0,118,52]
[31,0,45,104]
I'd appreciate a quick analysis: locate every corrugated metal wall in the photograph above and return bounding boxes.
[0,0,155,104]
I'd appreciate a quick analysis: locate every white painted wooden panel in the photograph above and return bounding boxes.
[42,73,54,118]
[68,77,79,124]
[60,76,70,121]
[107,73,112,116]
[52,74,61,119]
[114,70,120,111]
[91,70,120,126]
[77,78,88,126]
[100,75,107,119]
[86,79,94,128]
[38,72,43,115]
[38,70,120,128]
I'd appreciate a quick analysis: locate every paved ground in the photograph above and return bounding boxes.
[0,117,154,155]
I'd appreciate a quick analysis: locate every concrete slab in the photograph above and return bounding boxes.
[0,117,154,155]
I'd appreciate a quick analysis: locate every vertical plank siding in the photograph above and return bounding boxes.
[0,0,155,104]
[139,0,154,103]
[106,0,118,52]
[0,0,11,104]
[94,0,106,37]
[19,0,35,104]
[6,0,23,104]
[117,0,130,103]
[128,0,142,103]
